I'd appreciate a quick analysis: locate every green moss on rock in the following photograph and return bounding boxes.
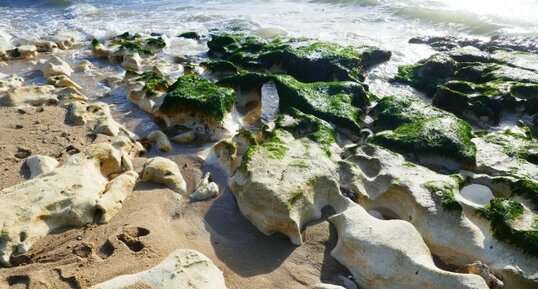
[207,33,390,83]
[370,95,444,131]
[481,130,538,165]
[479,198,538,257]
[160,74,236,121]
[372,116,477,168]
[119,42,153,56]
[146,37,166,49]
[201,60,238,75]
[178,32,201,40]
[424,180,463,211]
[139,71,168,96]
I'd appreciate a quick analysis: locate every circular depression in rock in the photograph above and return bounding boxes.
[460,184,494,206]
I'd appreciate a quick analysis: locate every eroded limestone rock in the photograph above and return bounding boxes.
[329,205,489,289]
[0,73,23,95]
[42,56,73,78]
[67,102,129,137]
[141,157,187,194]
[3,85,58,106]
[91,249,228,289]
[0,138,142,266]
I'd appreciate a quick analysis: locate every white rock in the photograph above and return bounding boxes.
[329,205,489,289]
[141,157,187,194]
[43,35,75,50]
[147,130,171,152]
[190,172,219,201]
[47,75,83,91]
[121,52,142,71]
[91,249,228,289]
[25,155,59,179]
[33,40,58,53]
[0,139,141,266]
[172,130,196,144]
[74,60,94,72]
[68,102,127,137]
[42,56,73,78]
[229,130,347,245]
[3,85,58,106]
[0,73,23,95]
[17,45,37,59]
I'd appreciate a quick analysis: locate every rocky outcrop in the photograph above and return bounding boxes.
[0,138,143,266]
[3,85,58,106]
[141,157,187,194]
[329,205,489,289]
[0,73,23,95]
[91,249,228,289]
[67,102,130,137]
[41,56,73,78]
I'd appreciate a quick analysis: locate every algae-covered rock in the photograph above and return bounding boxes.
[394,47,538,125]
[219,72,370,133]
[177,31,201,40]
[370,96,476,169]
[479,129,538,166]
[160,74,235,122]
[207,33,390,83]
[479,198,538,257]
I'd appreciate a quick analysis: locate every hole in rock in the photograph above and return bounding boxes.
[368,207,401,220]
[460,184,494,206]
[260,81,279,123]
[432,254,459,272]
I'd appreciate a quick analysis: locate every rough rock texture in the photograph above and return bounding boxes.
[229,127,348,245]
[329,205,489,289]
[0,73,23,95]
[0,138,142,266]
[67,102,128,137]
[3,85,59,106]
[395,46,538,126]
[42,56,73,78]
[190,172,219,202]
[207,33,390,83]
[141,157,187,194]
[147,130,171,152]
[370,95,476,170]
[91,249,228,289]
[342,144,538,288]
[25,155,59,179]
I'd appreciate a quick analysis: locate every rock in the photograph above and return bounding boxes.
[67,102,128,137]
[172,130,196,144]
[14,147,32,159]
[207,33,391,82]
[459,261,504,289]
[33,40,58,53]
[3,85,58,106]
[310,284,346,289]
[43,35,75,50]
[25,155,59,178]
[329,204,490,289]
[147,130,171,152]
[141,157,187,194]
[74,60,94,72]
[104,75,123,88]
[229,125,347,245]
[42,56,73,78]
[47,75,83,91]
[190,172,219,201]
[121,52,142,70]
[16,45,37,59]
[370,95,476,170]
[0,138,142,266]
[91,249,228,289]
[0,73,23,95]
[178,32,201,40]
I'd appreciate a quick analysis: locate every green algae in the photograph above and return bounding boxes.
[424,180,463,211]
[119,42,153,56]
[139,71,168,96]
[372,115,477,168]
[492,177,538,209]
[481,130,538,165]
[160,74,235,121]
[478,198,538,257]
[146,37,166,49]
[371,95,444,131]
[201,60,238,75]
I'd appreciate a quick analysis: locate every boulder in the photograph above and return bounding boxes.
[16,45,37,59]
[25,155,59,179]
[141,157,187,194]
[67,102,126,137]
[172,130,196,144]
[42,56,73,78]
[0,138,142,266]
[0,73,23,95]
[91,249,228,289]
